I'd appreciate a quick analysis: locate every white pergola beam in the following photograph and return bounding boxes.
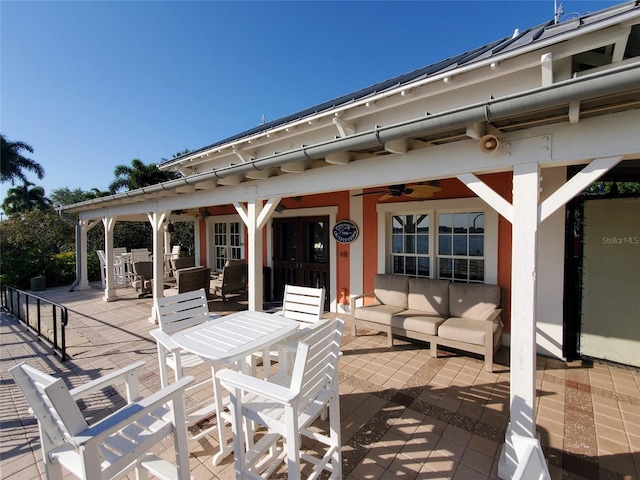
[333,116,355,137]
[245,167,273,180]
[325,152,351,165]
[539,156,622,222]
[281,160,310,173]
[384,138,408,154]
[457,173,514,223]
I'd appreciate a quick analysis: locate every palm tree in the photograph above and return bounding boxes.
[1,134,45,185]
[2,181,52,215]
[109,158,178,193]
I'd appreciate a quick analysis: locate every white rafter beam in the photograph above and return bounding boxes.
[281,160,310,173]
[233,148,254,163]
[333,116,355,137]
[384,138,408,155]
[175,185,196,194]
[195,179,218,190]
[246,167,273,180]
[457,172,514,223]
[218,174,244,186]
[325,152,351,165]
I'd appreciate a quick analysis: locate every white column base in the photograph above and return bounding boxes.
[499,427,550,479]
[103,290,118,302]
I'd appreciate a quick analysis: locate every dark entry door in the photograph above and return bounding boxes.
[272,216,330,309]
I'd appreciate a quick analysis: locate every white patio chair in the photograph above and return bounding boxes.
[10,360,193,480]
[269,285,327,373]
[150,288,219,440]
[217,318,344,480]
[130,248,151,263]
[96,250,107,288]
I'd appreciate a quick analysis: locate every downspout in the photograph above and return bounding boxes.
[58,211,81,292]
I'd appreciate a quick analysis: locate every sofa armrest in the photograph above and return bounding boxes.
[350,291,374,319]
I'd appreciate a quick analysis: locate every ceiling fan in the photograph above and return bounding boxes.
[354,183,441,201]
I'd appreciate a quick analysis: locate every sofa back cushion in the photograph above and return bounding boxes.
[408,278,450,317]
[449,283,501,320]
[374,274,409,309]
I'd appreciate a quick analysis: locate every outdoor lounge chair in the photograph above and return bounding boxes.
[132,261,153,298]
[211,259,247,301]
[165,265,212,299]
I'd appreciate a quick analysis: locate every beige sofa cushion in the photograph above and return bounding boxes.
[354,304,406,324]
[390,310,446,336]
[373,274,409,309]
[449,283,501,320]
[408,278,450,317]
[437,317,503,346]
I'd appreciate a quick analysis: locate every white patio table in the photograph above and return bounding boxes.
[171,310,300,465]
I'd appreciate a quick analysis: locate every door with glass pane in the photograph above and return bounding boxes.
[212,220,243,272]
[272,216,330,308]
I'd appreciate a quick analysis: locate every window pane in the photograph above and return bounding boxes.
[405,236,415,254]
[417,214,429,234]
[392,235,403,253]
[405,256,416,276]
[392,256,404,274]
[439,213,452,231]
[417,235,428,254]
[453,235,468,256]
[454,259,468,281]
[439,235,452,255]
[393,216,405,234]
[470,213,484,233]
[404,215,415,234]
[469,235,484,256]
[469,259,485,282]
[418,257,430,277]
[439,258,452,278]
[453,213,468,234]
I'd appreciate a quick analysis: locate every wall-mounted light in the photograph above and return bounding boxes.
[275,202,287,213]
[166,221,175,233]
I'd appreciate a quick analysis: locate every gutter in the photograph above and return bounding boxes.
[58,211,81,291]
[59,62,640,213]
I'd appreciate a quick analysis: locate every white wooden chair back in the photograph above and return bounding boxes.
[170,245,181,259]
[281,285,325,325]
[11,363,88,447]
[113,247,127,254]
[156,287,210,335]
[131,248,151,262]
[96,250,107,288]
[290,318,344,411]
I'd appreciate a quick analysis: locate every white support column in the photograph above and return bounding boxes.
[149,210,168,323]
[79,219,99,290]
[499,163,546,479]
[194,219,201,265]
[102,216,118,302]
[244,200,264,312]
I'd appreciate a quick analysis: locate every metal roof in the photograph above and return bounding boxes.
[160,1,639,167]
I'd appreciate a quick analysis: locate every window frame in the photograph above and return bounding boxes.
[377,198,499,284]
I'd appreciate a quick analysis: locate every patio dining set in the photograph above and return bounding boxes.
[10,285,342,480]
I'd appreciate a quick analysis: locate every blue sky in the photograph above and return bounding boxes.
[1,0,622,200]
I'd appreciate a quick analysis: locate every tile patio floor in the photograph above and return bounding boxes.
[1,284,638,479]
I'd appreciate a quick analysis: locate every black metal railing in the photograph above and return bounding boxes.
[1,285,68,361]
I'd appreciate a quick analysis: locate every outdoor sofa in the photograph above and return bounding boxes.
[351,274,502,372]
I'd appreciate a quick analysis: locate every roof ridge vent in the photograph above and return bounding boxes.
[512,28,520,38]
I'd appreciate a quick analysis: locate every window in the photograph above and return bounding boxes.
[211,219,243,272]
[391,214,430,277]
[379,199,497,284]
[437,212,485,282]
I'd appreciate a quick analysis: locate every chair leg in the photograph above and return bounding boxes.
[284,407,301,480]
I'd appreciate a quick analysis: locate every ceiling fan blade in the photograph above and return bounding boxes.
[379,193,395,201]
[352,190,390,197]
[405,185,441,198]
